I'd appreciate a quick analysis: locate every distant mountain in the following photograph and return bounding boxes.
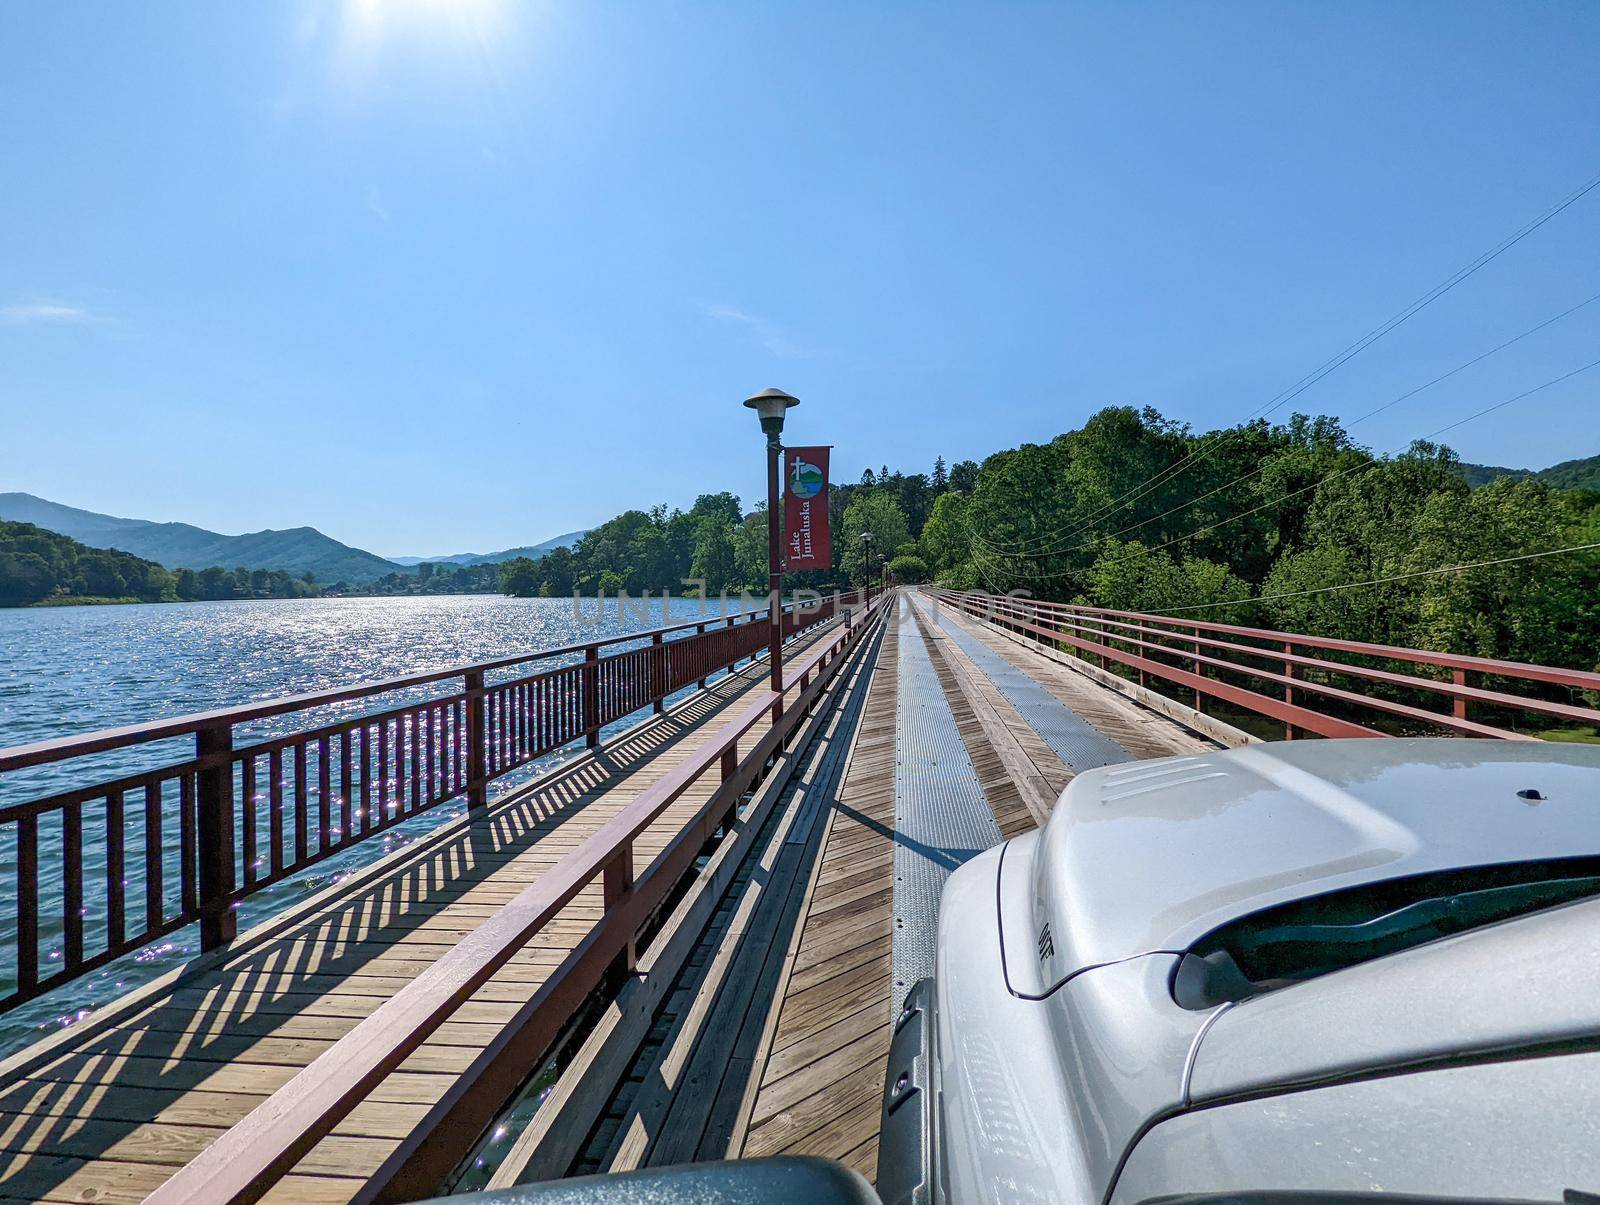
[0,493,406,584]
[1537,453,1600,492]
[1457,452,1600,493]
[1456,462,1534,488]
[389,530,588,567]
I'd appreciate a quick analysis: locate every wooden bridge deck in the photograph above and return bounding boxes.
[726,591,1212,1175]
[0,592,1217,1202]
[0,625,849,1205]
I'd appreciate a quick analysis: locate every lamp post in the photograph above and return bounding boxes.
[743,388,800,703]
[858,531,877,598]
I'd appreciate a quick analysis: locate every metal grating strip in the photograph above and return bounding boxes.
[892,595,1002,1015]
[918,596,1135,773]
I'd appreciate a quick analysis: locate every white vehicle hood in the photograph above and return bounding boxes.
[1017,738,1600,994]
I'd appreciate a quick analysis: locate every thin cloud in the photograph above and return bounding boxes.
[0,302,92,325]
[704,304,816,359]
[366,186,390,223]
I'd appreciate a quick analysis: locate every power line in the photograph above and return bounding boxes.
[1146,356,1600,554]
[1146,540,1600,616]
[964,354,1600,589]
[966,350,1600,569]
[1034,291,1600,556]
[975,167,1600,555]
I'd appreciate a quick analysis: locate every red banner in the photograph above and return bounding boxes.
[783,446,832,571]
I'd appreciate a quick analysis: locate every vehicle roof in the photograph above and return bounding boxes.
[1032,737,1600,982]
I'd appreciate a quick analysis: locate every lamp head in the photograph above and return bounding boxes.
[743,388,800,440]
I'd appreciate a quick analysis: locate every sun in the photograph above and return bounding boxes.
[338,0,508,52]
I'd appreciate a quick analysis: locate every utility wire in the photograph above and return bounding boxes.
[963,354,1600,587]
[1146,540,1600,616]
[973,290,1600,560]
[1146,356,1600,554]
[975,167,1600,555]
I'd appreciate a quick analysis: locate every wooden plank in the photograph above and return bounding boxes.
[0,1113,393,1177]
[933,595,1218,759]
[0,1155,356,1205]
[485,609,887,1188]
[0,1084,426,1137]
[0,624,862,1205]
[743,1061,884,1159]
[730,617,900,1166]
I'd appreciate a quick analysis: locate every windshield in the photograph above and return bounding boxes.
[1174,857,1600,1008]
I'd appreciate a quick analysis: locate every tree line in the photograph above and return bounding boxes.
[0,519,508,607]
[0,522,335,605]
[497,404,1600,672]
[0,521,181,606]
[918,406,1600,670]
[496,464,981,602]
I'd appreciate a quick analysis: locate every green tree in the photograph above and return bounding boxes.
[948,459,979,494]
[690,492,743,525]
[199,566,235,600]
[841,492,910,585]
[689,515,737,594]
[540,546,577,596]
[78,552,127,597]
[888,554,929,583]
[1082,539,1249,618]
[0,552,54,606]
[921,491,971,572]
[499,557,541,597]
[732,510,769,591]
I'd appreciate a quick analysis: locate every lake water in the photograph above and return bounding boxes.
[0,593,768,1055]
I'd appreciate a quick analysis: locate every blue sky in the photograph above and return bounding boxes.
[2,2,1597,557]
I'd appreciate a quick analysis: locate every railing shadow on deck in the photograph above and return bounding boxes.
[587,616,891,1177]
[125,596,890,1204]
[0,639,834,1201]
[0,592,876,1026]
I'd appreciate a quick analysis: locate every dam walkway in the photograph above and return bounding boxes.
[0,585,1592,1202]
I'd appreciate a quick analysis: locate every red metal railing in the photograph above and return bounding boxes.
[0,591,874,1015]
[146,589,891,1205]
[929,589,1600,742]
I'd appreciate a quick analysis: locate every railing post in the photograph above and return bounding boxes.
[1283,641,1297,739]
[652,631,666,714]
[720,742,740,831]
[696,623,708,689]
[16,813,37,991]
[1453,669,1469,721]
[602,843,636,981]
[465,670,487,808]
[1191,627,1206,714]
[582,644,600,750]
[196,722,237,950]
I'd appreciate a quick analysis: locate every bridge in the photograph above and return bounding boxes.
[0,587,1596,1203]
